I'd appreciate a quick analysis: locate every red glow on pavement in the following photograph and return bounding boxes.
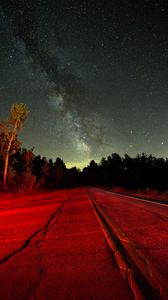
[0,189,134,300]
[1,188,167,299]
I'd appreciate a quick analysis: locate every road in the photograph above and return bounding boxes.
[0,187,167,299]
[89,188,168,279]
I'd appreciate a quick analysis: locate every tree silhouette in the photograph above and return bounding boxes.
[21,148,35,173]
[53,158,66,187]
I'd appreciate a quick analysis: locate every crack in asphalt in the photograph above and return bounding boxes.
[0,195,71,266]
[135,249,153,276]
[28,205,66,300]
[87,191,164,300]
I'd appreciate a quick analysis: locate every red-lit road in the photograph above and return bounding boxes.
[0,188,167,299]
[89,188,168,282]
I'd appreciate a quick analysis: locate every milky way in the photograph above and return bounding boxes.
[1,1,168,167]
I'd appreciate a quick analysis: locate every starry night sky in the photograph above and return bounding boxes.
[1,0,168,168]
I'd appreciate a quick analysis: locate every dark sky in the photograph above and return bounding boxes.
[1,0,168,168]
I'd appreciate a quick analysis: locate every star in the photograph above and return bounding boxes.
[1,0,168,166]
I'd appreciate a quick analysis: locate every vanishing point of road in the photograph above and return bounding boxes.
[0,187,168,300]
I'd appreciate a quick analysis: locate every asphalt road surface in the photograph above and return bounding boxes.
[89,188,168,281]
[0,187,167,299]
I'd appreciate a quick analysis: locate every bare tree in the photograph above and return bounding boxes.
[0,103,29,187]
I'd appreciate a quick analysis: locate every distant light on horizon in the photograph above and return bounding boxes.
[66,160,92,170]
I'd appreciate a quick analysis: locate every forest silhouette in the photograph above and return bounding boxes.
[0,148,168,193]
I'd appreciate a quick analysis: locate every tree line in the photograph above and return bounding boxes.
[1,148,168,192]
[82,154,168,192]
[1,103,168,192]
[0,149,80,191]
